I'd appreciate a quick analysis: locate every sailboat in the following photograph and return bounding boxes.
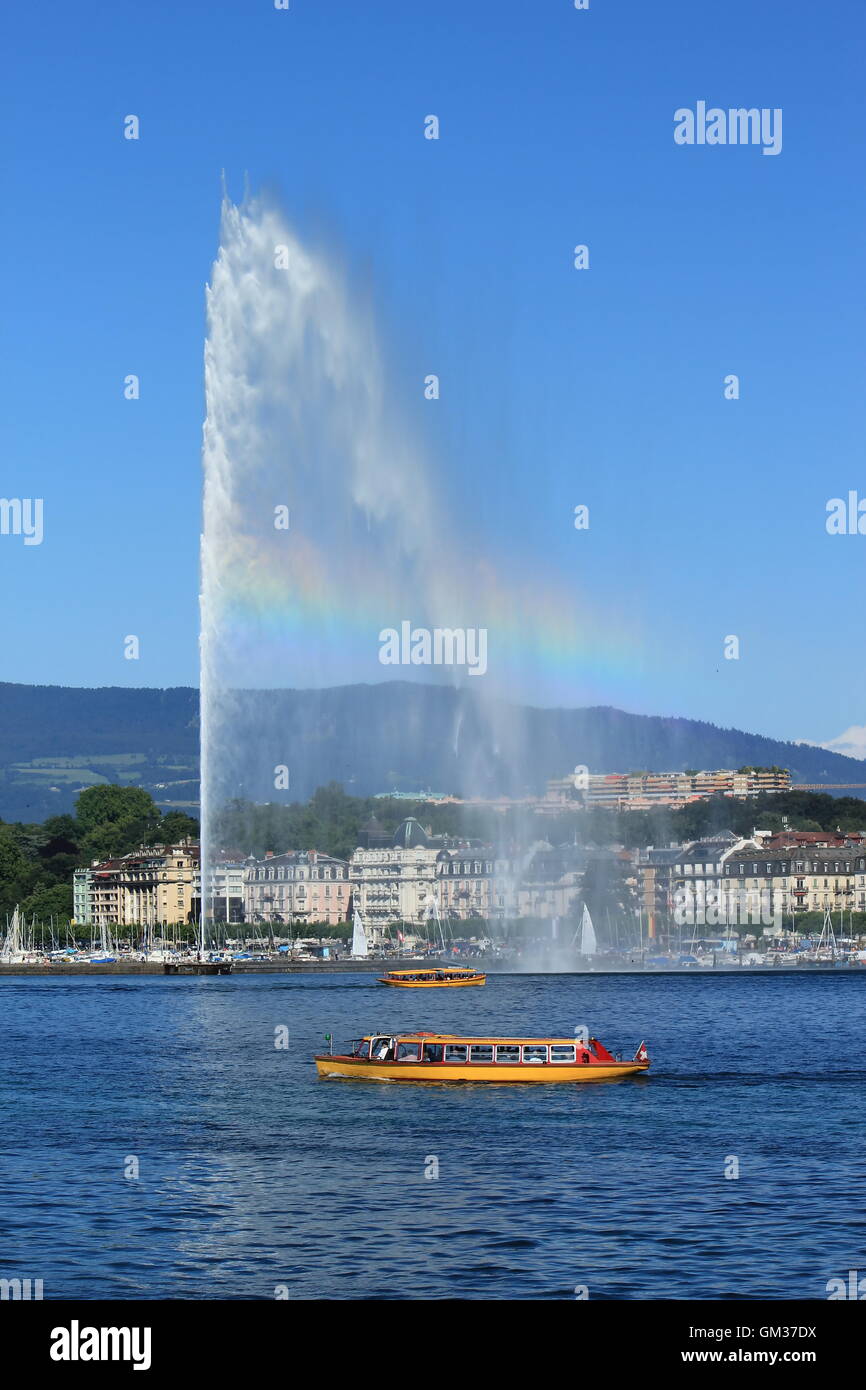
[351,904,369,959]
[0,907,38,964]
[87,918,117,964]
[576,904,598,958]
[421,892,449,956]
[807,908,841,966]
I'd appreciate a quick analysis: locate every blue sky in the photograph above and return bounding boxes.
[1,0,865,751]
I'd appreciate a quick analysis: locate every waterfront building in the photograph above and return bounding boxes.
[88,841,200,929]
[200,856,246,923]
[635,845,689,941]
[350,819,585,929]
[436,846,497,920]
[244,849,350,927]
[500,843,585,921]
[721,846,864,920]
[72,867,93,926]
[350,818,446,931]
[637,835,862,937]
[635,834,753,940]
[670,834,755,906]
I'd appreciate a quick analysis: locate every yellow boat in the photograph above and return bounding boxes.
[377,966,486,988]
[314,1032,650,1083]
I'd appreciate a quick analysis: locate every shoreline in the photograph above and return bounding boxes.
[0,959,863,977]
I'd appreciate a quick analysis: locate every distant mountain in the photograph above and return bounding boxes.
[0,680,863,822]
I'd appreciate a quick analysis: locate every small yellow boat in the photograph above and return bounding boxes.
[315,1032,650,1083]
[377,966,486,988]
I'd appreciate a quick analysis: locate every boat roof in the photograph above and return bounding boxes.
[359,1033,593,1045]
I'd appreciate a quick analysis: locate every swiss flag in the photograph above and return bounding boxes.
[634,1041,649,1062]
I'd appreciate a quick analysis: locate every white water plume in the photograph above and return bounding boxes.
[199,189,527,906]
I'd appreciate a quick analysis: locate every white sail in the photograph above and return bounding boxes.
[422,892,447,953]
[579,904,598,956]
[351,905,368,958]
[1,907,22,961]
[1,907,33,964]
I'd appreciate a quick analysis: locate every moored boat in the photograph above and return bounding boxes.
[378,966,486,988]
[314,1031,650,1082]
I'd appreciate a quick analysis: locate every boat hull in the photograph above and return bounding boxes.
[314,1055,649,1083]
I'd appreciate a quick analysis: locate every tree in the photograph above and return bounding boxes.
[158,811,199,844]
[19,882,74,924]
[75,785,160,857]
[0,824,37,915]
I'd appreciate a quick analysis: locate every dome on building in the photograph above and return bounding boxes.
[393,817,429,849]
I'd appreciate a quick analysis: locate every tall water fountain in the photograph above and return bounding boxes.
[199,188,613,962]
[199,189,519,925]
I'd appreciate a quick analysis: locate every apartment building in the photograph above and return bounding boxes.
[722,846,864,917]
[88,841,200,928]
[201,858,247,924]
[350,818,444,930]
[487,844,585,921]
[244,849,351,926]
[636,833,753,938]
[351,819,585,928]
[547,767,791,811]
[72,867,93,925]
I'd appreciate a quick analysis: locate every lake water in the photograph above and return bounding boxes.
[1,971,864,1300]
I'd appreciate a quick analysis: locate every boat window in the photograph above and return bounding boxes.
[469,1044,494,1063]
[522,1045,549,1063]
[550,1045,576,1063]
[495,1045,520,1063]
[352,1039,370,1059]
[422,1043,444,1062]
[396,1042,420,1061]
[444,1044,468,1062]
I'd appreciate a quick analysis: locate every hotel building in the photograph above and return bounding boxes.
[87,841,200,928]
[244,849,351,927]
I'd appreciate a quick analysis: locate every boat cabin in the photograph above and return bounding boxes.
[350,1033,618,1065]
